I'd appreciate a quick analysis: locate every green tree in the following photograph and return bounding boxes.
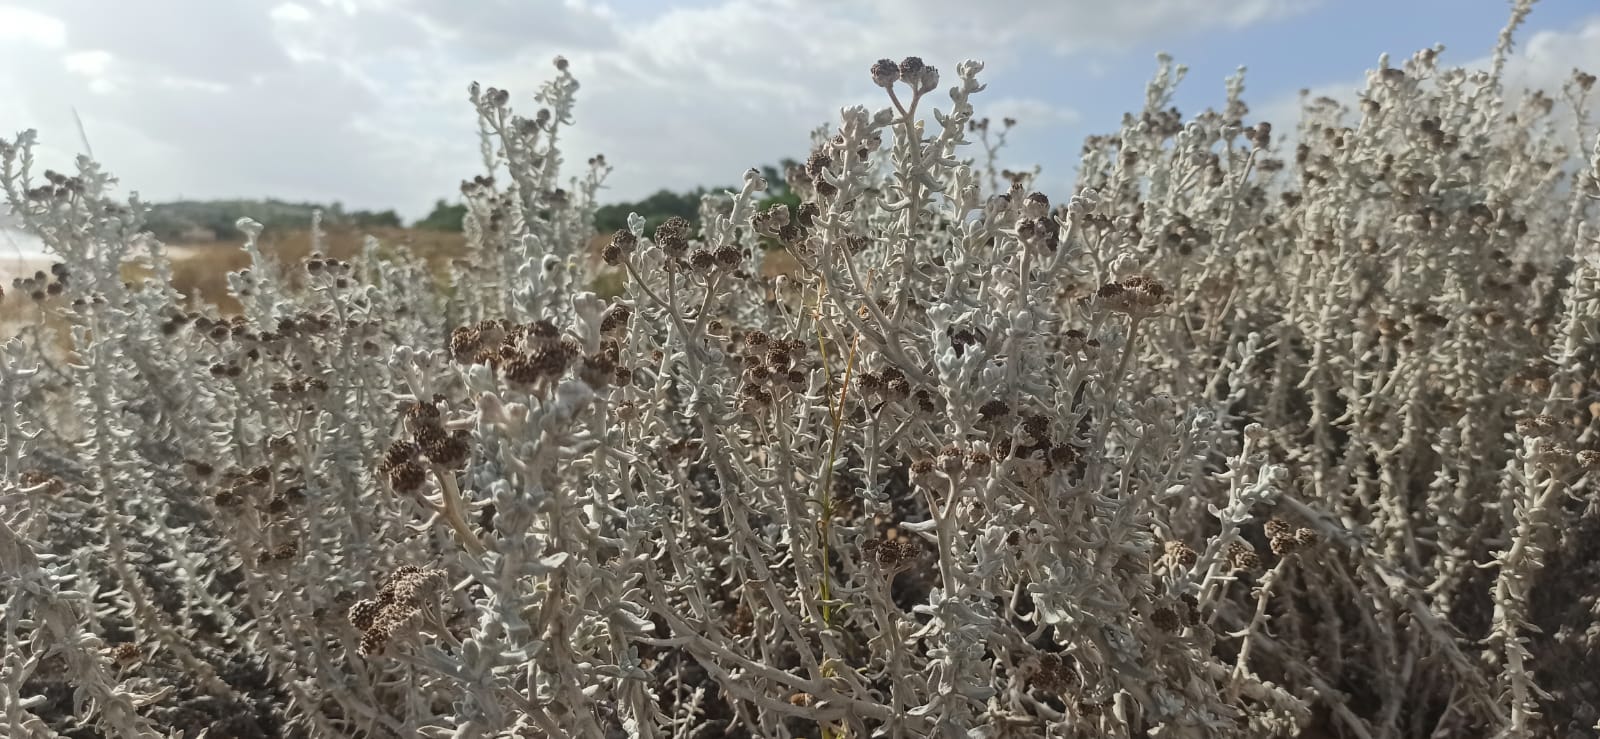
[415,200,467,231]
[353,209,403,228]
[592,160,800,237]
[595,188,707,235]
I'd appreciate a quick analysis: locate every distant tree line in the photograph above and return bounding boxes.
[144,199,402,243]
[414,200,468,232]
[146,161,800,243]
[410,161,802,236]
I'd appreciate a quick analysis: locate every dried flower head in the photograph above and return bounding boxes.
[654,216,692,256]
[1164,540,1199,568]
[1515,414,1561,438]
[108,642,142,666]
[350,565,448,655]
[1030,653,1081,694]
[1150,607,1183,633]
[1226,540,1260,571]
[870,59,900,88]
[1099,274,1170,316]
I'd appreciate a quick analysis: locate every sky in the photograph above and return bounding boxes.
[1,0,1598,223]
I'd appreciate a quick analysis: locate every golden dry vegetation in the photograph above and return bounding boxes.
[142,226,473,311]
[5,224,802,339]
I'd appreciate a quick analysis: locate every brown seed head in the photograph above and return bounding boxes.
[1031,653,1081,694]
[109,642,142,665]
[1150,607,1182,633]
[938,446,966,474]
[1226,541,1260,571]
[388,462,427,492]
[870,59,900,87]
[978,398,1010,421]
[1515,414,1561,438]
[689,249,716,272]
[1164,540,1198,568]
[898,56,925,80]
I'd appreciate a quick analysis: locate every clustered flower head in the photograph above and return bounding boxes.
[348,565,449,655]
[860,534,920,571]
[1029,652,1081,694]
[1264,518,1317,556]
[1097,274,1170,316]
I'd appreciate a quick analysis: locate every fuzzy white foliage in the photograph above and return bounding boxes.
[2,8,1600,738]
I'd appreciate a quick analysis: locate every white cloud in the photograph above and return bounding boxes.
[374,0,1313,207]
[1255,15,1600,151]
[270,2,314,23]
[0,5,65,47]
[1502,16,1600,98]
[986,98,1083,127]
[0,0,1320,219]
[155,76,233,94]
[63,49,117,94]
[63,49,112,76]
[866,0,1317,56]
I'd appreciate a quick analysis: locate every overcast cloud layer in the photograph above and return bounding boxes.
[1,0,1597,221]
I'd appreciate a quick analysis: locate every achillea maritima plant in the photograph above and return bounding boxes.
[3,5,1600,738]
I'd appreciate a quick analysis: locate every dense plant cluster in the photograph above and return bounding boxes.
[4,9,1600,738]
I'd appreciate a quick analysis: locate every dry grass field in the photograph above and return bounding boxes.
[3,224,802,341]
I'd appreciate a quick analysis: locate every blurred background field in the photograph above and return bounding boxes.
[1,220,801,341]
[1,165,807,335]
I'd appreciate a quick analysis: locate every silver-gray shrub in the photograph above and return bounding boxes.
[3,12,1600,739]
